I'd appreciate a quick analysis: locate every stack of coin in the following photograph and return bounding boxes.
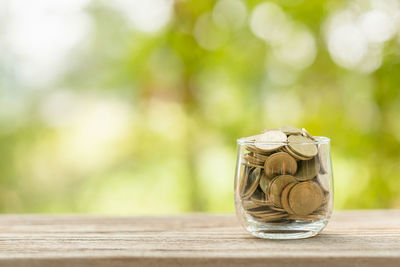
[239,126,330,223]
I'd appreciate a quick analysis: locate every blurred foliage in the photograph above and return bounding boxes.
[0,0,400,214]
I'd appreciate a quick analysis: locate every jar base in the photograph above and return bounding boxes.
[246,219,328,240]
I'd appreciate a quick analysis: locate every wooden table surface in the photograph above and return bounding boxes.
[0,210,399,267]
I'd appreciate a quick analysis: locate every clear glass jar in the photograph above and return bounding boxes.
[234,136,333,239]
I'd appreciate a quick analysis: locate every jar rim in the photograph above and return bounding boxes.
[236,136,330,145]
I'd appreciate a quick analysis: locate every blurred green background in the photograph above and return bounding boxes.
[1,0,399,214]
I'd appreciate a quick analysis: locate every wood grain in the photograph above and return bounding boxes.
[0,210,399,267]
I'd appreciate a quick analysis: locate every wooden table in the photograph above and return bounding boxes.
[0,210,399,266]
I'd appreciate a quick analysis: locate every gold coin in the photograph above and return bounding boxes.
[254,213,287,222]
[239,165,251,197]
[313,204,327,215]
[322,192,331,205]
[316,172,330,192]
[245,145,270,155]
[242,168,262,199]
[280,126,302,135]
[252,152,269,161]
[264,152,297,178]
[251,210,286,217]
[287,214,322,221]
[253,212,286,219]
[246,205,273,213]
[302,128,316,140]
[288,181,324,216]
[269,206,286,212]
[242,200,260,210]
[296,157,320,181]
[284,145,314,161]
[285,148,313,161]
[288,135,318,158]
[318,144,328,174]
[281,182,297,214]
[250,187,269,204]
[268,175,297,208]
[244,153,265,165]
[240,135,258,142]
[259,173,270,195]
[247,208,283,216]
[243,161,264,168]
[255,130,287,152]
[246,205,282,216]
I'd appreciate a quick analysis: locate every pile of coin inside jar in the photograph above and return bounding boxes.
[239,126,330,223]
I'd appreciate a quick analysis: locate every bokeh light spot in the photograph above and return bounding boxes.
[108,0,173,33]
[273,25,317,70]
[194,13,227,50]
[250,2,292,44]
[327,23,367,69]
[212,0,247,30]
[359,10,396,44]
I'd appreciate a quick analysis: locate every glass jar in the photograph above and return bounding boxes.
[234,136,333,239]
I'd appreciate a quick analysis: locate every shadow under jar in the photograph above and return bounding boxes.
[234,133,333,239]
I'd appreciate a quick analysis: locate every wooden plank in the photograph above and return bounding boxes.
[0,210,399,267]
